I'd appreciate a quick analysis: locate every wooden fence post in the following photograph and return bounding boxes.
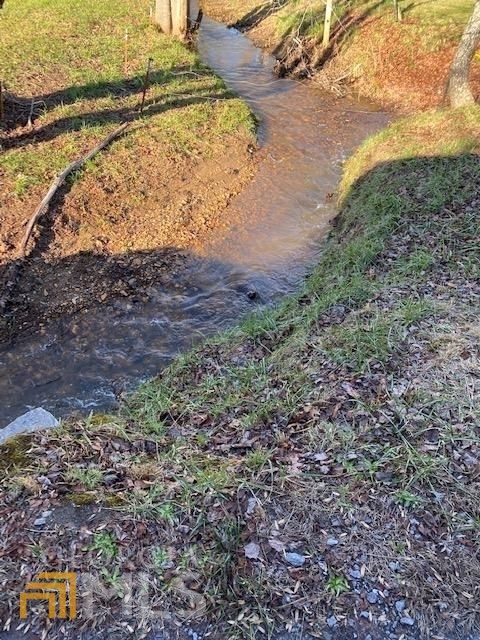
[155,0,192,39]
[393,0,402,21]
[171,0,189,39]
[323,0,333,48]
[155,0,172,34]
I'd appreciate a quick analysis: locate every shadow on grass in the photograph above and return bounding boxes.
[2,88,234,150]
[232,0,387,75]
[230,0,289,31]
[311,0,386,69]
[1,64,232,149]
[1,152,478,348]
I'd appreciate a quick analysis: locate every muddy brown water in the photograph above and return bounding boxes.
[0,14,388,427]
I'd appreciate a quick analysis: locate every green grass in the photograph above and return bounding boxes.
[278,0,475,40]
[129,106,479,519]
[0,0,255,203]
[1,100,479,637]
[226,0,475,43]
[66,466,104,489]
[1,0,196,91]
[407,0,475,26]
[326,574,350,596]
[89,531,119,559]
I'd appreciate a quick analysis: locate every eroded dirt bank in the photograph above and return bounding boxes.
[201,0,480,112]
[0,0,257,344]
[0,130,256,342]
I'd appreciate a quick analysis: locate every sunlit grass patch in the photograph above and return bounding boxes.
[0,0,256,213]
[1,77,479,640]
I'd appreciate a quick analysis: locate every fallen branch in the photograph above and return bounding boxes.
[0,120,131,312]
[20,121,130,256]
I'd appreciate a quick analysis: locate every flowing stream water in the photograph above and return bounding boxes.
[0,14,388,427]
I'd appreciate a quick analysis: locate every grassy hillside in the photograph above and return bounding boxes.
[202,0,479,111]
[0,0,254,201]
[1,106,479,638]
[203,0,474,44]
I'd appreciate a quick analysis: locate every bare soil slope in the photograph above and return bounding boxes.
[0,0,257,342]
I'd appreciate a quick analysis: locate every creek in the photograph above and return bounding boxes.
[0,13,388,426]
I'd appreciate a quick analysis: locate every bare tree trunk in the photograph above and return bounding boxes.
[155,0,172,34]
[446,0,480,108]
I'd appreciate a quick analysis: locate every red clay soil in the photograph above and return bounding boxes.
[323,17,480,112]
[0,128,257,344]
[202,0,480,113]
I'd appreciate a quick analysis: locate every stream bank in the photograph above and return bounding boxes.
[0,8,386,425]
[0,1,479,638]
[1,105,479,640]
[201,0,480,112]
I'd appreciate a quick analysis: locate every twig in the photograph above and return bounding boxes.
[189,9,203,33]
[27,97,35,129]
[124,29,129,76]
[139,58,153,115]
[0,80,4,126]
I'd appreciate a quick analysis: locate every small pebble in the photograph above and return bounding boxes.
[400,616,415,626]
[326,615,337,628]
[326,537,339,546]
[395,599,406,613]
[367,590,379,604]
[349,567,362,580]
[34,510,52,527]
[34,517,47,526]
[285,552,306,568]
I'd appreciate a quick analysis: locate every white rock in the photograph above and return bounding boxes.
[1,408,59,444]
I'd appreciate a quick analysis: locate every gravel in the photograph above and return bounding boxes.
[395,600,406,613]
[326,616,337,628]
[284,552,306,567]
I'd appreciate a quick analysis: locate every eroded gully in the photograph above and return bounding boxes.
[0,14,388,427]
